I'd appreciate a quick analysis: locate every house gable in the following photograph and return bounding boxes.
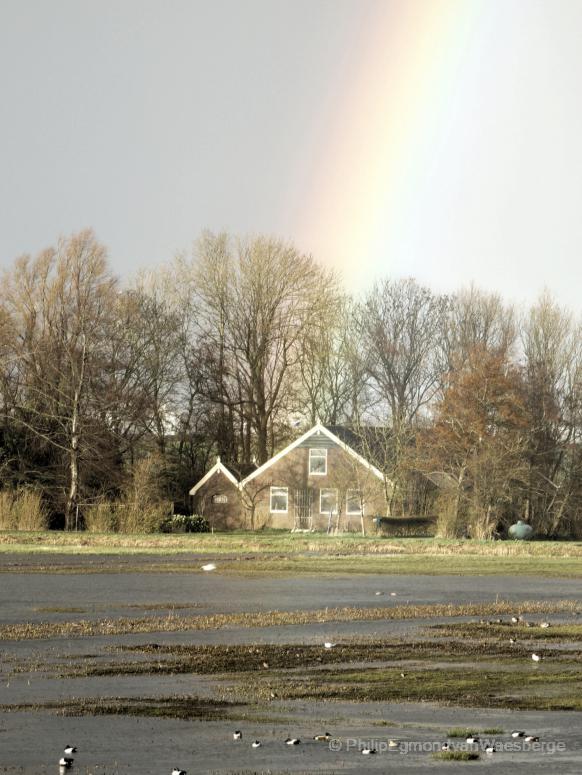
[240,423,384,487]
[189,458,238,496]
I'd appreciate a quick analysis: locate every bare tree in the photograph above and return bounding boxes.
[175,232,340,465]
[0,230,118,528]
[357,278,448,513]
[521,292,582,535]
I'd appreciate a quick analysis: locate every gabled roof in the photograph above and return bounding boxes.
[189,457,239,496]
[240,422,385,486]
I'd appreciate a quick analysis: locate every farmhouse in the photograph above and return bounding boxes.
[189,422,389,531]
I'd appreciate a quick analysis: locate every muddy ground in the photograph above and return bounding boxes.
[0,553,581,774]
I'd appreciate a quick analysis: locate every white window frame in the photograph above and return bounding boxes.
[320,488,338,514]
[309,448,327,475]
[346,489,363,515]
[270,486,288,513]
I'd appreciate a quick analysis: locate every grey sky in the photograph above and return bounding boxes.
[1,0,581,312]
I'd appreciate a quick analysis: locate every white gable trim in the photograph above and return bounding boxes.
[240,423,385,486]
[189,459,239,496]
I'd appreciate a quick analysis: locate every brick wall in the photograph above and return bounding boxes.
[243,443,386,530]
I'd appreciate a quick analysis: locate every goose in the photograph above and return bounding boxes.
[59,759,74,769]
[251,740,262,748]
[441,743,451,751]
[63,746,77,755]
[313,733,332,742]
[466,736,479,744]
[511,730,525,738]
[361,747,377,755]
[201,563,216,572]
[525,735,539,743]
[324,642,336,649]
[485,745,496,754]
[172,769,187,775]
[531,653,542,662]
[510,616,520,624]
[285,737,301,745]
[233,730,242,740]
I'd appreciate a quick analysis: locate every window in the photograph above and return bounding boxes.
[346,490,363,515]
[270,486,288,513]
[320,488,338,514]
[309,448,327,475]
[212,494,228,504]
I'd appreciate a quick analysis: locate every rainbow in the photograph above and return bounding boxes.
[297,0,483,291]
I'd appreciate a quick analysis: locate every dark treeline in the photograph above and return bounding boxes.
[1,229,581,537]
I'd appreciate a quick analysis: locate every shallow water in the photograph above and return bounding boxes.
[1,558,581,773]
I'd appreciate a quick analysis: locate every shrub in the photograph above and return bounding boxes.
[162,514,210,533]
[0,488,48,531]
[116,502,171,534]
[84,500,117,533]
[0,491,16,530]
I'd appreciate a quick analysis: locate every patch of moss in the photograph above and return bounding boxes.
[433,751,480,761]
[0,695,243,721]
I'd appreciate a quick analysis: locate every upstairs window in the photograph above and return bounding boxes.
[309,448,327,475]
[320,488,338,514]
[346,490,363,515]
[212,494,228,504]
[270,486,288,513]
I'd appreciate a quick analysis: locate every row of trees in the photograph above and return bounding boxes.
[0,229,580,536]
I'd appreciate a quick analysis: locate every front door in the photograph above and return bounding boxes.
[294,488,313,530]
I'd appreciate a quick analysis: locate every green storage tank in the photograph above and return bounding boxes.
[508,520,534,540]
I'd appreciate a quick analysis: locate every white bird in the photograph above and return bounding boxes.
[201,563,216,572]
[233,730,242,740]
[285,737,301,745]
[525,735,539,742]
[485,746,496,754]
[466,736,479,744]
[509,637,517,644]
[59,759,73,769]
[531,653,542,662]
[441,743,451,751]
[251,740,262,748]
[540,622,550,628]
[388,739,398,748]
[172,769,186,775]
[361,747,377,755]
[390,592,397,597]
[313,733,332,742]
[324,642,337,649]
[375,591,384,596]
[511,730,525,738]
[511,616,520,624]
[63,746,77,755]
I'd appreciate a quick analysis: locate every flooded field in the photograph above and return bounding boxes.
[1,554,581,773]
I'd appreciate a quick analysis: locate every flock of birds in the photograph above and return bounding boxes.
[477,613,552,661]
[441,729,541,756]
[57,723,547,774]
[166,725,546,772]
[98,564,549,773]
[169,731,388,772]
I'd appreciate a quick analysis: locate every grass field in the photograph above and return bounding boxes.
[1,530,582,576]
